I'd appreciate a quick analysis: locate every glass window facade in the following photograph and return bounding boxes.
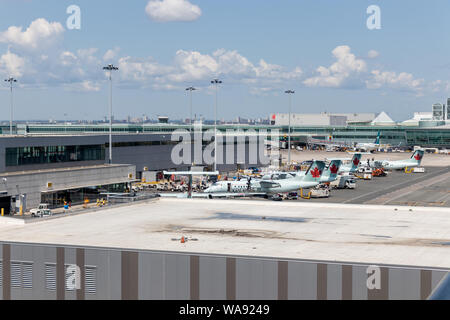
[5,145,105,167]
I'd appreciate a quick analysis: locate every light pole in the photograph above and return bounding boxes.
[285,90,295,165]
[103,64,119,164]
[5,77,17,135]
[211,79,222,172]
[186,86,196,133]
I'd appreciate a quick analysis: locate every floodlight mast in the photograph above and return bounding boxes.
[5,77,17,135]
[211,79,222,172]
[103,64,119,164]
[186,86,196,134]
[284,90,295,165]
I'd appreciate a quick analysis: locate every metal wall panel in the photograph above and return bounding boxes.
[0,242,449,300]
[327,264,342,300]
[287,261,317,300]
[199,256,226,300]
[164,254,190,300]
[138,252,165,300]
[9,244,56,300]
[236,259,277,300]
[389,268,421,300]
[352,265,368,300]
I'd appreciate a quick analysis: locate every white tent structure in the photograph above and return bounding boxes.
[371,111,396,126]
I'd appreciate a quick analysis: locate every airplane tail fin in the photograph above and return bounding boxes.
[409,150,424,164]
[374,131,381,144]
[303,161,326,182]
[321,160,342,182]
[350,153,362,173]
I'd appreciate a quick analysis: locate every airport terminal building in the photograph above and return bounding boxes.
[0,130,267,213]
[13,120,450,148]
[1,116,450,214]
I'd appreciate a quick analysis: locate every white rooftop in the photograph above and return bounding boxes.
[371,111,396,125]
[1,199,450,269]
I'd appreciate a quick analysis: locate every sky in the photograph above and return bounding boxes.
[0,0,449,121]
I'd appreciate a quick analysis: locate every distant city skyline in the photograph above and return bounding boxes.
[0,0,449,121]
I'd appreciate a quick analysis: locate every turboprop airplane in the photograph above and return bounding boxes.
[203,161,326,198]
[375,150,424,170]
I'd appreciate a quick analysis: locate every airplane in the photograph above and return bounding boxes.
[203,161,326,197]
[375,150,424,170]
[354,132,381,152]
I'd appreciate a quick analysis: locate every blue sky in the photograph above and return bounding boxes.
[0,0,449,121]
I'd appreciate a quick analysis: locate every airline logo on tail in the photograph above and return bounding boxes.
[350,153,362,172]
[330,163,339,174]
[321,160,342,182]
[311,167,322,178]
[412,150,424,162]
[304,161,326,182]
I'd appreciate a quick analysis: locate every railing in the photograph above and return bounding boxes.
[107,193,159,204]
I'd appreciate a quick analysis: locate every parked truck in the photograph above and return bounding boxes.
[30,204,52,218]
[330,176,357,189]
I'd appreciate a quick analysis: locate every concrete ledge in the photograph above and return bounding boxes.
[0,216,25,225]
[23,197,160,224]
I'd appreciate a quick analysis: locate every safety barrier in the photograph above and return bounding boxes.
[299,188,311,199]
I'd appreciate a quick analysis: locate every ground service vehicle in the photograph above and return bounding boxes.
[30,204,52,218]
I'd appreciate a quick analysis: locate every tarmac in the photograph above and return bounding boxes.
[306,166,450,207]
[275,150,450,207]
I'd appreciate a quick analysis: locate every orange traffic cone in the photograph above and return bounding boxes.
[181,236,186,244]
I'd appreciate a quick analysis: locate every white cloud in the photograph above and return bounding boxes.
[0,18,64,51]
[0,51,25,77]
[368,50,379,59]
[169,50,219,82]
[366,70,424,93]
[59,51,78,66]
[145,0,202,22]
[304,45,366,88]
[103,47,121,61]
[112,49,303,95]
[118,56,173,83]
